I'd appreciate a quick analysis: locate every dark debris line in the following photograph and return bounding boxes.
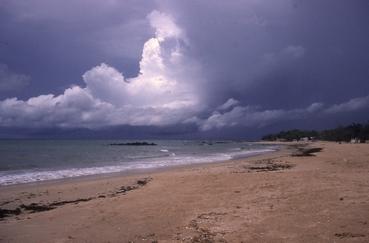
[0,177,152,220]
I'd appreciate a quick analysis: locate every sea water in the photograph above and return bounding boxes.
[0,140,278,185]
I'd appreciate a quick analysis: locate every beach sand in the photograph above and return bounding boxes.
[1,141,369,242]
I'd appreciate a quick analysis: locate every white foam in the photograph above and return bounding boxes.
[0,148,276,186]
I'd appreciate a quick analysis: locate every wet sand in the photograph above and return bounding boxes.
[1,141,369,242]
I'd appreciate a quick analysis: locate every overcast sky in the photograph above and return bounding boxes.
[0,0,369,138]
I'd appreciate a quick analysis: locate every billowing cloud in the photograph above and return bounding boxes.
[0,64,30,92]
[82,11,201,110]
[325,95,369,114]
[0,10,203,128]
[217,98,239,111]
[1,1,369,136]
[0,15,368,131]
[195,95,369,131]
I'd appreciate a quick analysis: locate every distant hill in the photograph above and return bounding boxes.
[262,122,369,143]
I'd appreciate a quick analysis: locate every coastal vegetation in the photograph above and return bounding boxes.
[262,122,369,143]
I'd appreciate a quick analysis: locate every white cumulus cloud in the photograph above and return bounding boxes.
[0,10,203,128]
[195,95,369,131]
[217,98,239,111]
[0,10,368,132]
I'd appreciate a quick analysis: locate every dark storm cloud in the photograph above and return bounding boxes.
[0,63,30,92]
[0,0,155,99]
[0,0,369,138]
[160,0,369,109]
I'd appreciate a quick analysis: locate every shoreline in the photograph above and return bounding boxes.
[0,145,289,215]
[1,141,369,242]
[0,144,281,187]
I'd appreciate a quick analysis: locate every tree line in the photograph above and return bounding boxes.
[262,122,369,143]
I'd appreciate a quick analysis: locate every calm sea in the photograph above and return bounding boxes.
[0,140,277,185]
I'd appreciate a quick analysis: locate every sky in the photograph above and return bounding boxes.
[0,0,369,139]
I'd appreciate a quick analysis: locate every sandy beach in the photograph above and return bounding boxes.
[1,141,369,242]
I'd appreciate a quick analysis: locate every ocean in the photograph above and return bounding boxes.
[0,140,278,185]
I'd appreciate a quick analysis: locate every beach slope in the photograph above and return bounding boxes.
[1,142,369,242]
